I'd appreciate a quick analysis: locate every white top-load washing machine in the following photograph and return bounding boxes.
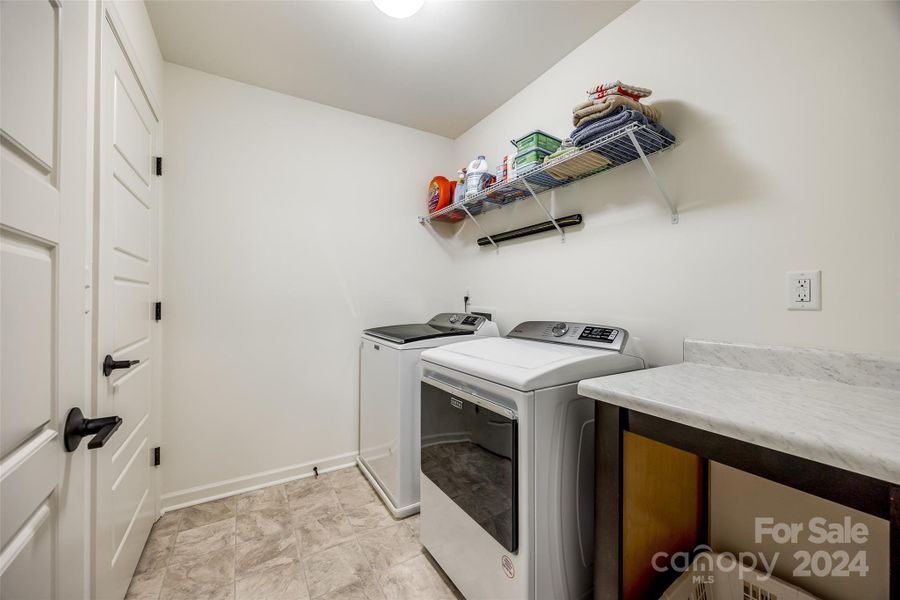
[358,313,498,518]
[419,321,644,600]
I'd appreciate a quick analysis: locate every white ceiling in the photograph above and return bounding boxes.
[145,0,634,138]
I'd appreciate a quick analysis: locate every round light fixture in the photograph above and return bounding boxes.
[373,0,424,19]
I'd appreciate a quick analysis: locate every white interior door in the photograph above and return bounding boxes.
[93,9,160,600]
[0,1,91,599]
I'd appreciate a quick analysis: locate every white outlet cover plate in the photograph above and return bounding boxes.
[786,270,822,310]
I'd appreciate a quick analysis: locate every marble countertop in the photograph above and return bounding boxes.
[577,339,900,485]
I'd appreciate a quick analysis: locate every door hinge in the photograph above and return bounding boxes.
[154,301,162,321]
[155,156,163,176]
[152,446,161,466]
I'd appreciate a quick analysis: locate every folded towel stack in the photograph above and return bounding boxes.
[572,80,658,128]
[566,80,674,161]
[570,108,675,163]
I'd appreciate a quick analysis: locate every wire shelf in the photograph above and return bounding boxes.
[419,122,676,225]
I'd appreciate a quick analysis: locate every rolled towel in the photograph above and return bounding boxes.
[572,95,660,127]
[586,81,652,99]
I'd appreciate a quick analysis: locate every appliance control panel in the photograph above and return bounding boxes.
[428,313,486,331]
[507,321,628,352]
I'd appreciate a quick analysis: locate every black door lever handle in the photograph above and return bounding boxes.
[63,407,123,451]
[103,354,139,376]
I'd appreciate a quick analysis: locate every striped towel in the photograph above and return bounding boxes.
[586,81,652,100]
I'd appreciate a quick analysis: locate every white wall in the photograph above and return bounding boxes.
[448,2,899,597]
[451,1,900,365]
[158,2,899,594]
[160,63,456,507]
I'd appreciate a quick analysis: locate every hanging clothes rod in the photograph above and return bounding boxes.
[476,214,582,247]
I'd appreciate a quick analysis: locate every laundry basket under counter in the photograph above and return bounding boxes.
[661,552,821,600]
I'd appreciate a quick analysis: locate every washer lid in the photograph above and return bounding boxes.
[363,324,471,344]
[421,337,642,391]
[363,313,488,344]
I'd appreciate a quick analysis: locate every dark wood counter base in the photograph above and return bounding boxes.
[594,402,899,600]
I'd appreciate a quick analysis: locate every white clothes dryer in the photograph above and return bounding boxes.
[419,321,644,599]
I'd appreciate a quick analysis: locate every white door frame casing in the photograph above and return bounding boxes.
[92,3,162,598]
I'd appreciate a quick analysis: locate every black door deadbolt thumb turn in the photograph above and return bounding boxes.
[103,354,139,377]
[63,407,122,452]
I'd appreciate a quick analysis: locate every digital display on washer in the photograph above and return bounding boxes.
[461,315,479,326]
[579,326,618,343]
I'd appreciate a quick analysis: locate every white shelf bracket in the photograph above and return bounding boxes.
[521,179,565,242]
[626,129,679,224]
[460,203,499,252]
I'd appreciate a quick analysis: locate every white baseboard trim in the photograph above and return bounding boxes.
[160,451,359,513]
[357,456,419,519]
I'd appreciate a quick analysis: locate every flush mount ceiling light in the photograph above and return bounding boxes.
[373,0,424,19]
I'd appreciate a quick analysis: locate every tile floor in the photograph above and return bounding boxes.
[126,466,463,600]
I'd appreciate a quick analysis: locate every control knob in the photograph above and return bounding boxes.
[551,322,569,337]
[448,314,460,324]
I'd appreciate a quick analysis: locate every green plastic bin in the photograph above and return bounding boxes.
[514,130,562,154]
[514,148,551,171]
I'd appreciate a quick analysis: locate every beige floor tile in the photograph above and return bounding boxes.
[161,547,235,600]
[163,583,235,600]
[378,555,455,600]
[356,523,421,571]
[170,518,236,565]
[343,501,395,534]
[295,511,355,557]
[129,483,454,600]
[151,512,183,540]
[289,489,344,522]
[313,576,385,600]
[180,497,237,531]
[302,540,372,599]
[404,514,420,538]
[284,476,332,502]
[135,534,175,574]
[235,561,309,600]
[333,481,378,510]
[126,568,166,600]
[237,485,288,513]
[322,467,366,489]
[236,506,293,544]
[421,552,464,600]
[235,531,299,579]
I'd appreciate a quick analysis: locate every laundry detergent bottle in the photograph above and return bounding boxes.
[427,176,452,214]
[453,169,467,205]
[465,156,490,198]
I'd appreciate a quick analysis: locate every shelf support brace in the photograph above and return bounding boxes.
[626,129,679,224]
[460,203,499,251]
[521,180,565,242]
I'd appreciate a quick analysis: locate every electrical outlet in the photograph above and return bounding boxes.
[786,270,821,310]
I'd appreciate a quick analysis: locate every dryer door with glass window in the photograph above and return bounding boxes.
[420,377,518,552]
